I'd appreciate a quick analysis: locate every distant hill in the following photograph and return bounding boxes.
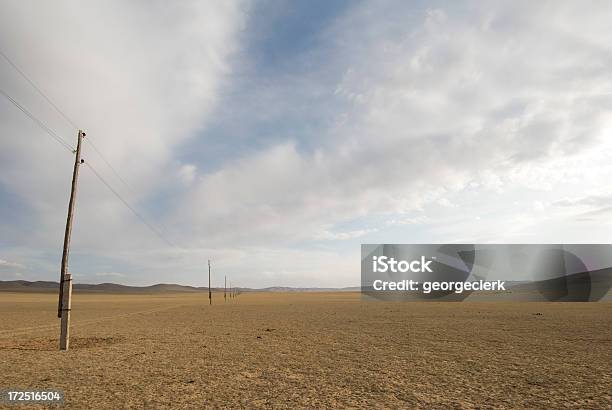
[0,280,59,291]
[507,268,612,301]
[261,286,360,292]
[0,280,210,293]
[0,280,360,293]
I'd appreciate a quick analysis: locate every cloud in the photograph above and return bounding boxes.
[0,258,26,279]
[178,164,197,185]
[94,272,125,278]
[0,258,25,269]
[554,194,612,208]
[315,228,377,241]
[436,198,456,208]
[386,216,430,226]
[175,1,612,249]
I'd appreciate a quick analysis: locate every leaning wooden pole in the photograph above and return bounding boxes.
[224,275,227,302]
[58,130,84,350]
[58,130,84,317]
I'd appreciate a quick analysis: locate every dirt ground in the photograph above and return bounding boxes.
[0,292,610,408]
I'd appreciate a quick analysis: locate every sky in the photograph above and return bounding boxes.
[1,0,612,288]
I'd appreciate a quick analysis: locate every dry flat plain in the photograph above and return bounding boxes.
[0,292,611,409]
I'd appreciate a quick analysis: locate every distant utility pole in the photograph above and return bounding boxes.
[58,130,85,351]
[208,259,212,305]
[224,275,227,302]
[230,282,232,299]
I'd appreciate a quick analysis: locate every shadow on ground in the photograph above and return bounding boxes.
[0,336,124,351]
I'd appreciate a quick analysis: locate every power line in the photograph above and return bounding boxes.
[1,49,178,249]
[0,87,170,248]
[84,138,134,191]
[0,48,79,130]
[85,162,176,248]
[0,47,133,192]
[0,88,74,152]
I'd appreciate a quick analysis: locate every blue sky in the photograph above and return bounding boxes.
[1,1,612,287]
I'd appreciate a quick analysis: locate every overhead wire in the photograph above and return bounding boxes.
[1,48,178,249]
[0,47,133,192]
[0,88,74,152]
[84,139,134,191]
[0,48,78,130]
[85,162,177,248]
[0,85,175,248]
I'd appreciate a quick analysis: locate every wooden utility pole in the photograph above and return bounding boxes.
[208,259,212,305]
[224,275,227,302]
[58,130,84,350]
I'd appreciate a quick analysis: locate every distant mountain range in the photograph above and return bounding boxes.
[0,280,360,293]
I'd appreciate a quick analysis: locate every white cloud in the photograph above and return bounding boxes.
[94,272,125,278]
[0,257,26,280]
[0,258,25,269]
[386,216,430,226]
[178,164,197,185]
[436,198,456,208]
[315,228,377,241]
[175,1,612,251]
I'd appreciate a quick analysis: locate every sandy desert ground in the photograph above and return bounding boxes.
[0,292,611,408]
